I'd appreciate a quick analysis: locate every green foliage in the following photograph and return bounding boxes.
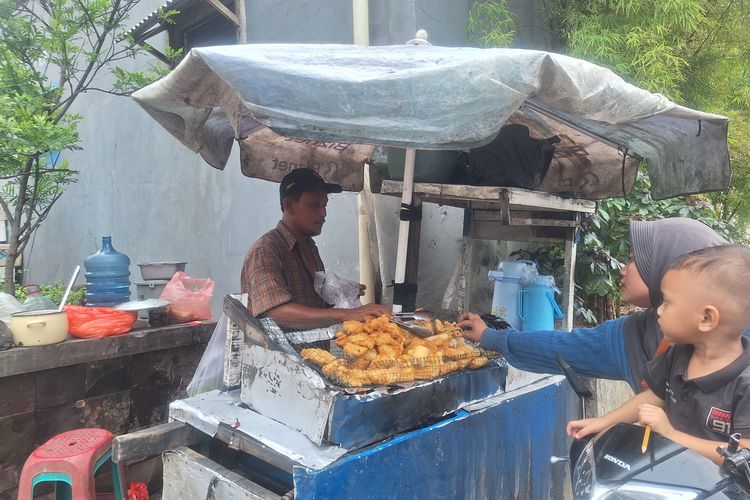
[544,0,708,100]
[15,282,85,306]
[0,0,169,292]
[706,111,750,228]
[112,46,184,94]
[544,171,740,324]
[466,0,516,47]
[542,0,750,228]
[112,47,183,94]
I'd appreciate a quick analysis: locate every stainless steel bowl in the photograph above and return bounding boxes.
[138,262,187,280]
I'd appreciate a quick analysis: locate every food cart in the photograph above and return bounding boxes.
[115,44,730,498]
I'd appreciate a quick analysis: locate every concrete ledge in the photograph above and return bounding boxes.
[0,321,216,378]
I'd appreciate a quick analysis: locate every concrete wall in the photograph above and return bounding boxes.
[24,0,549,316]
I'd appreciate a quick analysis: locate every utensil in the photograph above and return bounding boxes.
[395,309,436,321]
[390,318,432,338]
[114,298,171,312]
[396,310,438,334]
[58,265,81,312]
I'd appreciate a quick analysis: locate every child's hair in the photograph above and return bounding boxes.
[669,244,750,324]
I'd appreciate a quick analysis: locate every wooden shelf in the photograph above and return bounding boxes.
[380,181,596,213]
[380,180,595,242]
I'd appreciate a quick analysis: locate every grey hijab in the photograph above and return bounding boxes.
[623,218,727,389]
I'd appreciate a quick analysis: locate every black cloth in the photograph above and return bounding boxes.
[645,337,750,440]
[465,124,558,189]
[622,218,727,389]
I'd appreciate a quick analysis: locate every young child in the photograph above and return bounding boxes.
[566,244,750,464]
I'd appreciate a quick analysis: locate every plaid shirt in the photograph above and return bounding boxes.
[241,221,327,317]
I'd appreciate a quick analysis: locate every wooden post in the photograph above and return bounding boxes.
[392,148,416,312]
[235,0,247,43]
[562,227,578,331]
[403,196,421,312]
[457,236,474,312]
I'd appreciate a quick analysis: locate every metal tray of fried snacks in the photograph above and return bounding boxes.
[239,311,507,450]
[299,316,498,388]
[301,316,507,449]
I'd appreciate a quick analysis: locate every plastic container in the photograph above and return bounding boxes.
[10,309,68,346]
[138,262,186,281]
[488,260,537,330]
[134,280,169,319]
[387,148,462,183]
[519,279,563,332]
[84,236,131,306]
[22,285,57,311]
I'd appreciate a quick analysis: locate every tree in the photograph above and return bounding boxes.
[542,0,750,321]
[467,0,750,323]
[0,0,174,293]
[543,0,750,228]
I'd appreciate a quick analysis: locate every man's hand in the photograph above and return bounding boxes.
[567,417,610,439]
[344,303,392,321]
[638,404,673,437]
[358,284,366,297]
[457,312,488,343]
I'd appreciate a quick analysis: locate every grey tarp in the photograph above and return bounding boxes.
[132,44,729,199]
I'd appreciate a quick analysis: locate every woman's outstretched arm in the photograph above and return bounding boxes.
[459,313,635,390]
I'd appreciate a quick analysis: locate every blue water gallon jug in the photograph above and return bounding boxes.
[84,236,131,306]
[519,281,563,331]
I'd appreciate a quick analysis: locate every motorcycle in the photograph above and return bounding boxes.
[554,354,750,499]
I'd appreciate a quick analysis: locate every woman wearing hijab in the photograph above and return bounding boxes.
[458,217,728,392]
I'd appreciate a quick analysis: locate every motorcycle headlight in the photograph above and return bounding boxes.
[589,482,701,499]
[573,437,700,499]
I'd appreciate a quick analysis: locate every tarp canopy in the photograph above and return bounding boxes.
[132,44,730,200]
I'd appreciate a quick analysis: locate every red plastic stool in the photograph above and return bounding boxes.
[17,428,125,500]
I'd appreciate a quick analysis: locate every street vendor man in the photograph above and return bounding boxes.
[241,167,391,329]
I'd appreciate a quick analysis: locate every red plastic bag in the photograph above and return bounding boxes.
[159,271,214,323]
[65,305,137,339]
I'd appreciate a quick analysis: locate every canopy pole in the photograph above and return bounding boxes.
[393,148,416,313]
[358,165,376,304]
[354,0,375,304]
[352,0,369,46]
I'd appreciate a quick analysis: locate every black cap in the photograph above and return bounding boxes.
[279,168,342,202]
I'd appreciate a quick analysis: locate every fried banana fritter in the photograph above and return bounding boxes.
[302,314,493,387]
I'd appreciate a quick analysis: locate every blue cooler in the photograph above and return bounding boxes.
[488,260,536,330]
[519,281,563,331]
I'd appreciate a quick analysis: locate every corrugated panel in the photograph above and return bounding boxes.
[293,376,578,499]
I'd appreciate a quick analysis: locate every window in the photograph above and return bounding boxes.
[169,2,238,52]
[129,0,242,65]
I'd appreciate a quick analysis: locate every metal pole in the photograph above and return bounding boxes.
[352,0,369,46]
[393,148,416,313]
[353,0,374,303]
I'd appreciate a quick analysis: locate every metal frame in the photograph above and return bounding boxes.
[380,180,595,331]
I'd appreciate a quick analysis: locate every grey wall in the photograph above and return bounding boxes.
[507,0,554,50]
[25,0,483,315]
[245,0,354,43]
[370,0,473,46]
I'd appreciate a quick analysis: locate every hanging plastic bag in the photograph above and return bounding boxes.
[314,271,362,309]
[65,305,137,339]
[186,313,227,397]
[0,293,24,326]
[159,271,214,323]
